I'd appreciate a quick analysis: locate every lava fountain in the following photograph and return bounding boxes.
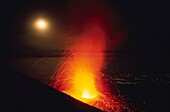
[50,21,128,111]
[51,20,105,101]
[50,0,129,111]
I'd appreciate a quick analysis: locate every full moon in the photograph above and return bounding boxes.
[35,19,48,30]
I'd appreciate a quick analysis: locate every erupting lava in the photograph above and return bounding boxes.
[51,21,105,102]
[50,21,128,111]
[50,0,129,111]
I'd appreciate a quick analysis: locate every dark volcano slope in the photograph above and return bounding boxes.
[1,66,103,112]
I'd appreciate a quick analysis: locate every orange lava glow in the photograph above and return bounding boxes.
[52,22,104,100]
[50,18,130,111]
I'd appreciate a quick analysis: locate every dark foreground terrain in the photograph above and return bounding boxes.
[1,65,170,112]
[1,66,102,112]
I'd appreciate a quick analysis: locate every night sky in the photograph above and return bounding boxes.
[0,0,170,74]
[1,1,169,112]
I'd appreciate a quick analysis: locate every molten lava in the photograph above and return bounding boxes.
[50,21,129,111]
[50,0,129,111]
[52,22,104,100]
